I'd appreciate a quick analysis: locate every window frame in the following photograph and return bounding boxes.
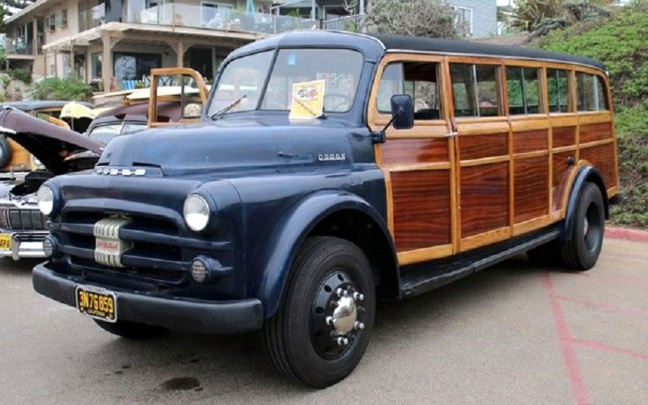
[576,71,609,112]
[505,65,544,116]
[449,61,504,119]
[546,67,573,114]
[376,61,444,120]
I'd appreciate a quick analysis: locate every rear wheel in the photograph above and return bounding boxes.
[528,182,605,271]
[558,182,605,270]
[94,319,166,339]
[263,236,375,388]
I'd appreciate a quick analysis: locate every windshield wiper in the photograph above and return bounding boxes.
[210,95,248,119]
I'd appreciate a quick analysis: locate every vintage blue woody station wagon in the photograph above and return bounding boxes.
[33,31,618,387]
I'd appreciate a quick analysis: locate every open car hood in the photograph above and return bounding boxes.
[0,107,104,175]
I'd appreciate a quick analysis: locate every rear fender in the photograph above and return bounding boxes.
[560,165,608,241]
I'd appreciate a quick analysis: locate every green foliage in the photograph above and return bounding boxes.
[32,77,92,101]
[542,6,648,227]
[366,0,458,39]
[0,46,5,69]
[8,68,32,85]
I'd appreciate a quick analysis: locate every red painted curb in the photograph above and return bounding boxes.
[606,227,648,243]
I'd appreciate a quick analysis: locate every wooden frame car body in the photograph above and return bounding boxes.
[368,43,618,270]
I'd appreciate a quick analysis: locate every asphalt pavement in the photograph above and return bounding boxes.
[0,235,646,404]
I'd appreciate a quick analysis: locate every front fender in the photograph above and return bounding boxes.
[251,190,393,318]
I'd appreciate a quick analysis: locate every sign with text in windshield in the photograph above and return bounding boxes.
[289,80,326,120]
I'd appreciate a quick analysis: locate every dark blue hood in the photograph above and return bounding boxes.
[97,115,371,177]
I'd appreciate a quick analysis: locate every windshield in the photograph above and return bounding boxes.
[208,49,364,117]
[87,122,148,144]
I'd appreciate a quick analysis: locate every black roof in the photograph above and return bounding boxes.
[370,34,606,71]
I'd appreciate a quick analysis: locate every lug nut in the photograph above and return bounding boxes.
[326,316,335,326]
[354,321,365,330]
[336,337,349,346]
[337,288,348,298]
[353,292,365,301]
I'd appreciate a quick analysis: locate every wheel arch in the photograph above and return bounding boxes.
[253,191,399,318]
[560,165,609,242]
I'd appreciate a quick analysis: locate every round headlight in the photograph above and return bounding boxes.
[183,194,211,232]
[37,185,54,216]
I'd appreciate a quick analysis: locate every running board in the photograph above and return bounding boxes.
[399,226,560,299]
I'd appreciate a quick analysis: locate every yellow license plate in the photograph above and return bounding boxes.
[0,234,11,251]
[75,286,117,322]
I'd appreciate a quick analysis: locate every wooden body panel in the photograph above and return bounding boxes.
[368,51,619,267]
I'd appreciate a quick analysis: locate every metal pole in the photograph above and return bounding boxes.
[311,0,316,20]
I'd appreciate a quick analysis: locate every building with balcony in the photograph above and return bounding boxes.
[2,0,496,92]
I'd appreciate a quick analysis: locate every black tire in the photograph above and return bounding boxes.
[557,182,605,270]
[94,319,166,339]
[0,136,13,168]
[263,236,375,388]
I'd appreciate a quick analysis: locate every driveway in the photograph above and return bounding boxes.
[1,231,646,404]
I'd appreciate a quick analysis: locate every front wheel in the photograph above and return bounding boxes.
[263,236,375,388]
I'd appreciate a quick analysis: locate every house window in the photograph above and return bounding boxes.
[453,6,473,36]
[47,14,56,31]
[202,2,232,26]
[92,53,102,79]
[113,52,162,87]
[60,9,68,28]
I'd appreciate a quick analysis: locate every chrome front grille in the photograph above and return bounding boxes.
[0,205,46,230]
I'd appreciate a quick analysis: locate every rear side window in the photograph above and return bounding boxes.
[506,66,542,115]
[450,64,501,117]
[377,62,442,120]
[547,69,571,113]
[577,73,608,111]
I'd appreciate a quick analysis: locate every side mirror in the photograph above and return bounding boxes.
[390,94,414,130]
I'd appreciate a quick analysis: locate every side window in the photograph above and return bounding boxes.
[377,62,442,120]
[450,63,501,117]
[377,64,403,113]
[506,66,542,115]
[577,73,609,112]
[547,69,570,113]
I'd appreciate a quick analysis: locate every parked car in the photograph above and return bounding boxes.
[0,87,191,260]
[0,101,94,174]
[33,33,618,387]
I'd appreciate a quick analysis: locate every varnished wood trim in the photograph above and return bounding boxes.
[509,117,550,131]
[557,160,592,218]
[460,227,511,251]
[513,215,555,236]
[608,186,618,198]
[386,162,452,172]
[549,114,579,126]
[579,138,614,149]
[397,244,454,266]
[553,145,578,153]
[513,150,550,159]
[578,112,612,125]
[460,155,510,167]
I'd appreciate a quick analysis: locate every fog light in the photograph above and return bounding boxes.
[191,258,208,283]
[43,236,57,258]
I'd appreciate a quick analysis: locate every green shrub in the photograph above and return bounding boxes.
[32,77,92,101]
[9,68,32,85]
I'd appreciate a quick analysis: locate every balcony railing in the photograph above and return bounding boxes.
[127,4,318,35]
[5,39,34,56]
[78,4,106,32]
[322,15,365,32]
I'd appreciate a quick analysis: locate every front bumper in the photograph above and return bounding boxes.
[32,262,264,334]
[0,231,46,260]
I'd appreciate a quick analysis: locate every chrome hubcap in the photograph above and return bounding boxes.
[311,271,366,359]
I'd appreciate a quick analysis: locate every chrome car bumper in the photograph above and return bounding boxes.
[0,231,47,260]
